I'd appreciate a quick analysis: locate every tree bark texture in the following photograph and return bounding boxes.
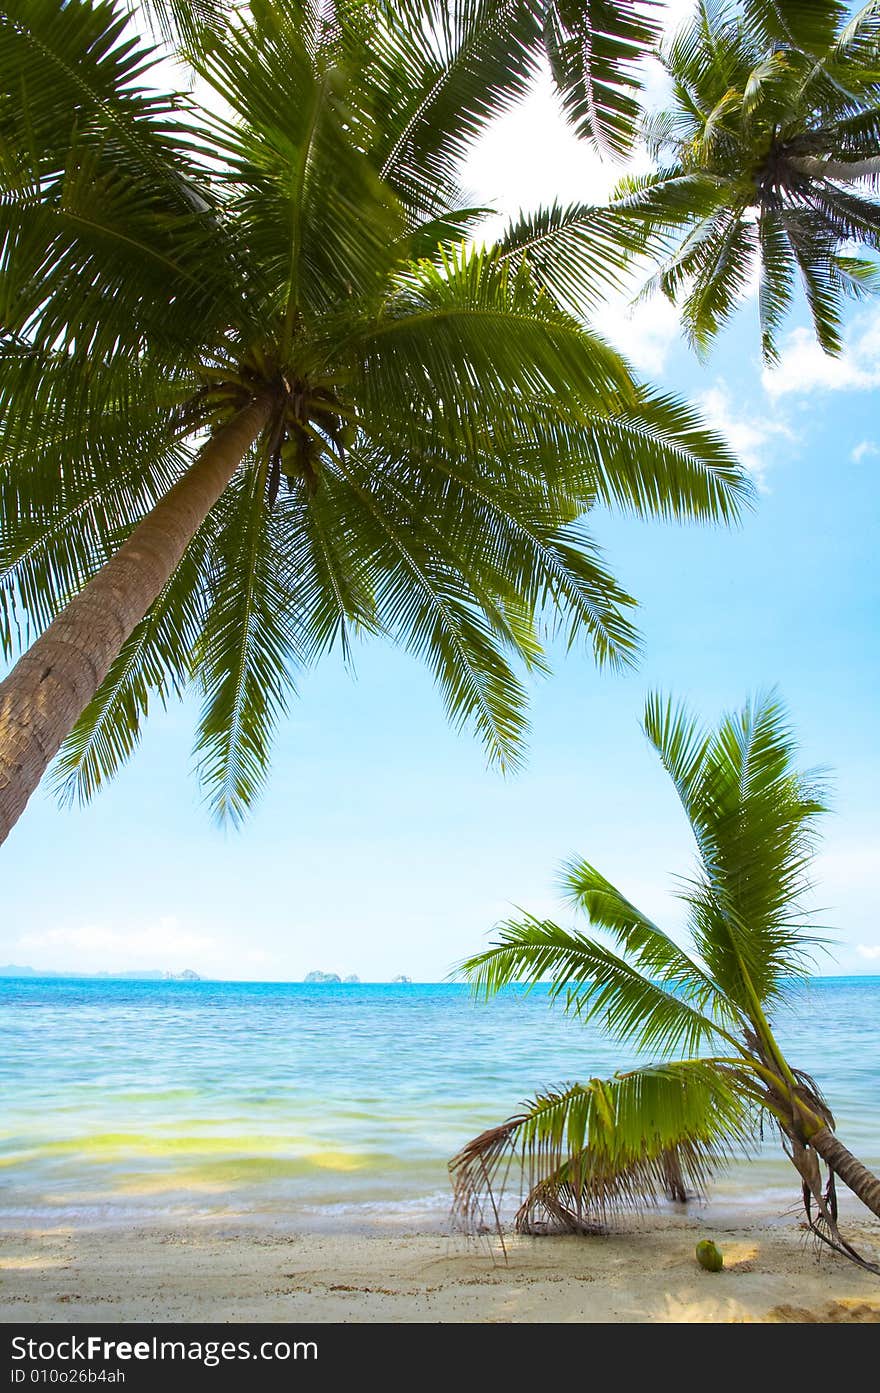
[0,394,273,846]
[810,1126,880,1219]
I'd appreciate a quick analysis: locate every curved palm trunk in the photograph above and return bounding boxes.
[810,1127,880,1220]
[0,393,273,847]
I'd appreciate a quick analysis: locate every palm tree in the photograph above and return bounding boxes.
[614,0,880,360]
[452,691,880,1272]
[0,0,748,845]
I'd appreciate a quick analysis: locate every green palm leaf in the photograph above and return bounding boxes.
[0,349,194,654]
[544,0,661,157]
[134,0,225,48]
[571,389,752,523]
[0,0,247,353]
[756,210,797,362]
[367,0,543,216]
[561,856,743,1029]
[742,0,848,53]
[496,200,647,315]
[459,914,732,1055]
[451,1060,757,1233]
[644,690,829,1007]
[322,445,533,770]
[193,463,305,824]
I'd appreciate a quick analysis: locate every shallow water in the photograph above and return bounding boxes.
[1,977,878,1228]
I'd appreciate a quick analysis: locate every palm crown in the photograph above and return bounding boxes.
[0,0,747,834]
[615,0,880,360]
[453,691,880,1270]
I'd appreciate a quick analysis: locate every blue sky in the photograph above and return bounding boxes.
[2,22,878,980]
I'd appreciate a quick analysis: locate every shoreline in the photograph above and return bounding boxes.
[0,1174,873,1236]
[3,1210,879,1323]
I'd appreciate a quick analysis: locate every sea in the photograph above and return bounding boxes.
[1,976,878,1232]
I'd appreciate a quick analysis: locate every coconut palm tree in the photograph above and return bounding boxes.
[614,0,880,360]
[0,0,749,845]
[452,691,880,1271]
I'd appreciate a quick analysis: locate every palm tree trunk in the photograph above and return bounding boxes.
[0,393,273,847]
[662,1149,688,1202]
[810,1126,880,1219]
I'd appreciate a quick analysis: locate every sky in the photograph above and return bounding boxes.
[1,3,878,981]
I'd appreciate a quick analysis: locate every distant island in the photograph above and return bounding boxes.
[1,966,416,984]
[303,972,410,983]
[302,971,362,983]
[0,965,201,981]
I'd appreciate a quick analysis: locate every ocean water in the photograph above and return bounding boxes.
[1,976,878,1230]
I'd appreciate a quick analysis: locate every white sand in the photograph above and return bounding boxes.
[2,1211,880,1322]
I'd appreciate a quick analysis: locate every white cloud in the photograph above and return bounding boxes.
[458,64,686,378]
[592,291,684,375]
[660,0,699,33]
[815,842,880,888]
[811,842,880,971]
[763,315,880,398]
[697,382,794,490]
[852,439,879,463]
[457,9,709,382]
[16,916,219,972]
[462,67,638,224]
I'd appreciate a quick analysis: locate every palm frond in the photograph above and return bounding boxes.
[451,1060,757,1234]
[274,475,382,665]
[133,0,226,49]
[358,244,637,434]
[756,210,797,363]
[561,856,743,1031]
[644,690,830,1007]
[741,50,792,123]
[611,168,733,237]
[0,0,247,353]
[190,1,406,319]
[495,201,647,316]
[458,914,731,1056]
[367,0,543,218]
[679,209,758,354]
[574,389,753,523]
[830,251,880,298]
[741,0,849,53]
[0,348,196,656]
[544,0,662,158]
[783,212,845,353]
[193,462,304,825]
[323,445,533,771]
[834,0,880,63]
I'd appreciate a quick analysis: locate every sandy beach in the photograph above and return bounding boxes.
[3,1211,880,1323]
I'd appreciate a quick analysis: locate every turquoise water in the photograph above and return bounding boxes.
[1,977,878,1229]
